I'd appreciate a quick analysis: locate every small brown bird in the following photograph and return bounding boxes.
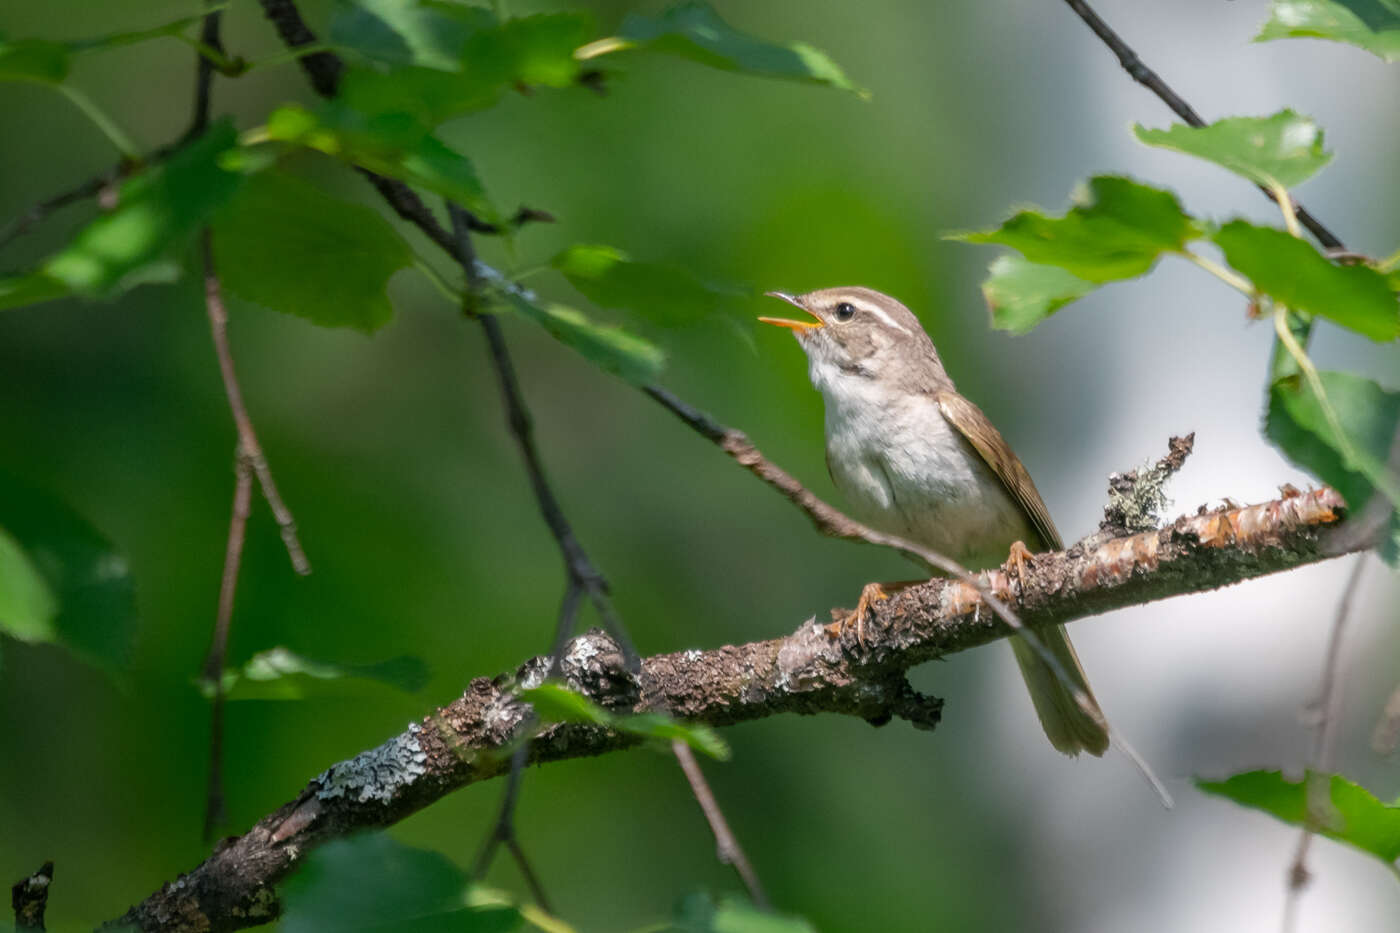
[760,286,1109,756]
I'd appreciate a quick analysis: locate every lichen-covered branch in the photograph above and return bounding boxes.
[108,485,1351,932]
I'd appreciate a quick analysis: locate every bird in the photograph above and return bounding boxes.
[759,286,1109,756]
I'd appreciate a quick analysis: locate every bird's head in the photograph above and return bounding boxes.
[759,286,944,392]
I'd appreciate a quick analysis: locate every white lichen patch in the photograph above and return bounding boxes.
[316,722,428,803]
[564,635,602,669]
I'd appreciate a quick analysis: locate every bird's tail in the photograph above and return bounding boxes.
[1011,626,1110,757]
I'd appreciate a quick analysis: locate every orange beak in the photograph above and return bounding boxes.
[759,291,822,331]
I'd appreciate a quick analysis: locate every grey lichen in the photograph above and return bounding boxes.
[315,722,428,804]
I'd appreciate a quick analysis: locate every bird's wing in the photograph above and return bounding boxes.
[936,390,1063,551]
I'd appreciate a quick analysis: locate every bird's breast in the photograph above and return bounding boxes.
[820,385,1035,570]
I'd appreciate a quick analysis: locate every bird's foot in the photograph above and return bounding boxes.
[828,580,924,646]
[1003,540,1035,590]
[826,582,889,647]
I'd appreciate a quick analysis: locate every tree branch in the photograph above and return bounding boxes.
[107,483,1351,932]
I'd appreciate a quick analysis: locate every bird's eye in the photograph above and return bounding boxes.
[834,302,856,322]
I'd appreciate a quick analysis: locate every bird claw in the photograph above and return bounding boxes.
[826,582,890,647]
[1003,540,1034,589]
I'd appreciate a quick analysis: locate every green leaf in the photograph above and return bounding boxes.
[263,104,493,218]
[1198,771,1400,865]
[0,473,136,675]
[1215,220,1399,341]
[0,273,73,313]
[978,254,1098,334]
[503,292,665,385]
[669,893,817,933]
[4,122,242,308]
[281,834,531,933]
[520,681,614,726]
[331,3,590,122]
[1257,0,1400,62]
[521,681,730,760]
[621,713,730,761]
[605,1,865,95]
[1134,111,1333,188]
[212,171,413,333]
[551,244,753,326]
[0,38,70,84]
[330,0,494,70]
[0,526,58,643]
[948,176,1202,282]
[1265,370,1400,561]
[210,647,429,701]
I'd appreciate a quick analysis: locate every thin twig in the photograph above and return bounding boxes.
[184,3,224,142]
[672,740,770,909]
[447,204,639,669]
[1060,0,1344,250]
[642,384,1172,806]
[202,233,311,575]
[471,581,581,909]
[1283,555,1369,932]
[202,451,253,840]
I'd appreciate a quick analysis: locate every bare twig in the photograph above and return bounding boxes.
[202,452,253,839]
[11,861,53,933]
[201,234,310,575]
[1060,0,1344,250]
[106,484,1354,933]
[447,205,638,668]
[184,3,224,141]
[1283,555,1369,932]
[672,740,770,909]
[470,583,582,911]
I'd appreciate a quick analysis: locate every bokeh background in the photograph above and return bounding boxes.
[2,1,1398,930]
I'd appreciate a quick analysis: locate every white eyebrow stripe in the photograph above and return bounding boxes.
[852,300,910,334]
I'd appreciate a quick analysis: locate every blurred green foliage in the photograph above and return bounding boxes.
[0,1,1397,931]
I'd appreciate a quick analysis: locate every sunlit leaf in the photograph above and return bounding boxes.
[281,834,531,933]
[212,171,413,332]
[977,254,1098,334]
[5,122,242,307]
[209,646,428,701]
[1266,370,1400,561]
[503,292,664,385]
[1134,111,1333,188]
[552,244,753,326]
[670,892,817,933]
[0,473,136,675]
[600,1,865,95]
[0,38,70,84]
[1198,771,1400,865]
[1215,220,1399,341]
[0,526,58,643]
[1257,0,1400,61]
[948,176,1202,282]
[263,104,494,218]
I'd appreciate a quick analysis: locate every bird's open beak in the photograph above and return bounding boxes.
[759,291,823,331]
